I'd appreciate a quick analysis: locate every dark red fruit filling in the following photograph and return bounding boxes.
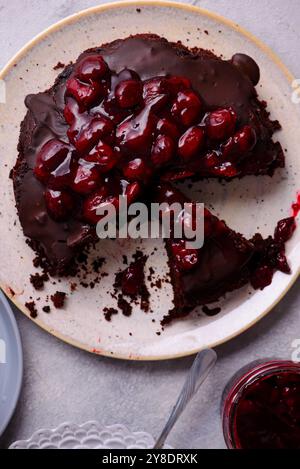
[34,139,70,184]
[115,79,142,108]
[83,187,119,225]
[151,135,175,167]
[76,54,108,81]
[233,369,300,449]
[171,90,202,126]
[32,54,270,227]
[206,108,237,141]
[274,217,296,243]
[119,260,145,296]
[44,189,74,221]
[71,164,102,194]
[170,240,199,271]
[178,126,205,161]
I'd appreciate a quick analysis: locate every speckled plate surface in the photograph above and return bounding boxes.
[0,1,299,360]
[0,292,23,436]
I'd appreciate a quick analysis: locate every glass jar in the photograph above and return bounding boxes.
[222,360,300,449]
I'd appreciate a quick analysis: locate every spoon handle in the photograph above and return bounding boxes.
[153,349,217,449]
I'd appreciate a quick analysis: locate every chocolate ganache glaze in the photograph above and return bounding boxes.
[13,35,284,279]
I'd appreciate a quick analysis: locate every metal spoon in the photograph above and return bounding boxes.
[154,349,217,449]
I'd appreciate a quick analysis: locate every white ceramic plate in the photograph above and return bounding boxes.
[9,421,172,449]
[0,1,299,360]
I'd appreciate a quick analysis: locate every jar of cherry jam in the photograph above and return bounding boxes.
[222,360,300,449]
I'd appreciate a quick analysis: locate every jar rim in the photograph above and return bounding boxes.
[222,360,300,449]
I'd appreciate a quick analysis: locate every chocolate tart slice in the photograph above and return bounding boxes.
[154,183,294,324]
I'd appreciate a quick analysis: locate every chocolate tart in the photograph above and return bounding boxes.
[12,34,292,322]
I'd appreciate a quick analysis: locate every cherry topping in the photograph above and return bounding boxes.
[47,151,74,189]
[171,241,199,271]
[85,141,118,173]
[234,125,257,152]
[202,151,220,169]
[44,188,74,221]
[125,181,141,204]
[120,260,144,296]
[151,135,175,167]
[156,118,180,140]
[206,108,237,141]
[160,169,195,182]
[274,217,296,244]
[275,250,291,274]
[71,164,102,194]
[116,108,155,154]
[63,98,81,126]
[167,76,191,95]
[34,139,70,184]
[171,90,202,127]
[178,126,205,161]
[210,161,238,178]
[74,115,114,153]
[222,125,257,158]
[66,77,102,108]
[83,188,119,224]
[251,265,274,290]
[123,158,152,183]
[143,77,169,107]
[115,79,142,108]
[76,54,108,81]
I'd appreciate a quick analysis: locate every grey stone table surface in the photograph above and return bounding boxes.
[0,0,300,450]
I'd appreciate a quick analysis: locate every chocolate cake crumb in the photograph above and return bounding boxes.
[50,291,67,308]
[53,61,65,70]
[42,305,51,313]
[25,301,38,318]
[117,295,132,317]
[202,305,221,316]
[8,287,15,297]
[92,257,105,273]
[30,272,49,290]
[103,306,118,321]
[114,250,150,313]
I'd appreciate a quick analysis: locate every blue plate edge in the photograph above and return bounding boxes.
[0,290,23,437]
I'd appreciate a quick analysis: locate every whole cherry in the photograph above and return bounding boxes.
[178,126,205,161]
[115,79,142,108]
[74,115,114,153]
[151,135,175,167]
[171,90,202,127]
[206,108,237,141]
[123,158,153,183]
[85,141,118,173]
[71,163,102,194]
[83,188,119,224]
[34,139,70,184]
[66,77,102,109]
[75,54,108,81]
[44,188,74,221]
